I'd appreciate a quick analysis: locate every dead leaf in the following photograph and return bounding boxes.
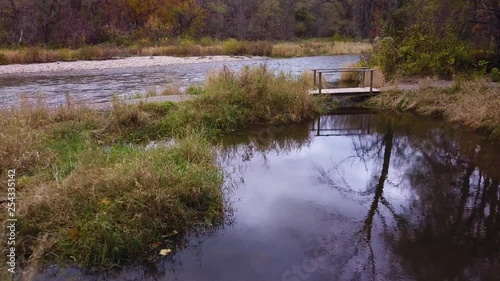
[100,197,111,206]
[68,228,79,241]
[159,249,172,256]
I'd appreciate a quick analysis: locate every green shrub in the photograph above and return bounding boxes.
[332,32,353,42]
[179,38,196,55]
[222,38,243,55]
[370,30,474,79]
[186,85,207,95]
[371,37,398,80]
[57,48,76,61]
[491,67,500,82]
[136,38,152,48]
[199,36,216,46]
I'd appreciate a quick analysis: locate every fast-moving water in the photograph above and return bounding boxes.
[34,111,500,281]
[0,55,359,106]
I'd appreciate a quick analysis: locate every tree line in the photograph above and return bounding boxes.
[0,0,383,46]
[0,1,498,66]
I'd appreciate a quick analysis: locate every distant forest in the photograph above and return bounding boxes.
[0,1,498,57]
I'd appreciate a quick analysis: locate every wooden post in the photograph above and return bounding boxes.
[317,118,320,136]
[361,69,365,88]
[313,70,317,89]
[319,72,322,94]
[370,69,374,94]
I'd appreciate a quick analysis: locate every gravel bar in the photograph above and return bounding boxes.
[0,55,261,75]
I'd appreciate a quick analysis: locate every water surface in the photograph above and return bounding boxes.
[0,55,358,106]
[35,112,500,281]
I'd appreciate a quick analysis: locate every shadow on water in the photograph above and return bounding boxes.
[33,111,500,281]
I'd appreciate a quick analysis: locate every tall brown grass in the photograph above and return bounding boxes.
[0,39,370,65]
[368,80,500,139]
[0,46,137,64]
[166,65,321,133]
[339,63,386,88]
[271,41,372,57]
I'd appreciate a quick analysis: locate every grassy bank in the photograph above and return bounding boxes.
[172,66,320,133]
[0,39,371,65]
[367,80,500,140]
[0,66,321,278]
[0,102,225,275]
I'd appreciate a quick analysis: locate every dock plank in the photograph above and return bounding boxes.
[308,87,381,96]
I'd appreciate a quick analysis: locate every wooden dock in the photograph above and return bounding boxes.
[310,67,380,97]
[309,87,380,96]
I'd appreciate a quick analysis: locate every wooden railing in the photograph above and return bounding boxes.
[312,67,375,95]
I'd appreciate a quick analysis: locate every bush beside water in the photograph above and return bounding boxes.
[368,34,475,80]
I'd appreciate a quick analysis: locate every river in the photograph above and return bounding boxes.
[0,55,359,106]
[33,111,500,281]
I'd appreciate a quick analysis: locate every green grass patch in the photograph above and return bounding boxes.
[19,135,223,268]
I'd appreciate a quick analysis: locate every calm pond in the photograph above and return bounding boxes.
[34,111,500,281]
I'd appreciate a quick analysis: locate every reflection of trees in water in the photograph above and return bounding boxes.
[316,113,500,281]
[315,115,404,280]
[218,121,312,166]
[217,122,312,197]
[390,118,500,281]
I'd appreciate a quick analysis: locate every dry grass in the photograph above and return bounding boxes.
[139,44,222,56]
[166,65,321,133]
[18,235,56,281]
[339,63,386,88]
[339,63,362,82]
[0,97,99,174]
[368,80,500,139]
[0,98,225,272]
[0,39,370,65]
[271,41,372,57]
[365,67,386,88]
[18,134,223,268]
[0,46,137,64]
[138,39,273,57]
[271,43,304,57]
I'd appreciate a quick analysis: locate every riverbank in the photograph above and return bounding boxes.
[0,55,260,75]
[367,80,500,141]
[0,40,371,66]
[0,66,321,279]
